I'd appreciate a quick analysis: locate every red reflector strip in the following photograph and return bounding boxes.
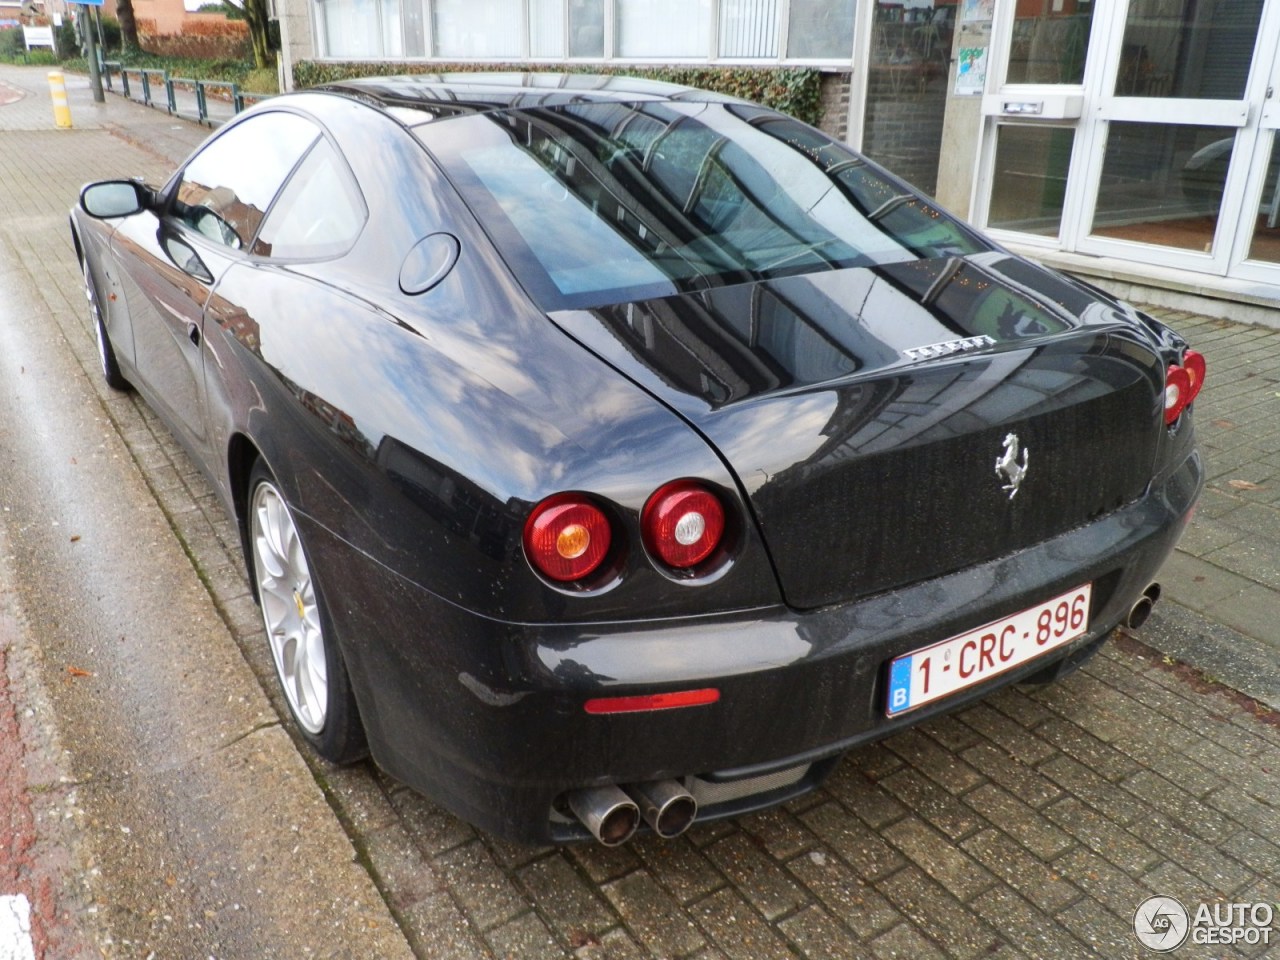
[584,688,720,715]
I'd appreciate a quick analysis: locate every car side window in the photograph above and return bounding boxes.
[252,138,367,260]
[173,112,319,251]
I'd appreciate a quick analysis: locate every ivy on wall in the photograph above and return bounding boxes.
[292,60,824,126]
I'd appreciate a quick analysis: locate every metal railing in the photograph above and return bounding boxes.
[101,61,275,125]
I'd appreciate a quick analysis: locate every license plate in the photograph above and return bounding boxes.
[886,584,1092,717]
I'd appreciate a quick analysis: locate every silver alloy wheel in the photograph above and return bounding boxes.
[250,479,329,734]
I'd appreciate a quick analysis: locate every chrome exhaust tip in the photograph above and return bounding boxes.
[1126,582,1161,630]
[567,785,640,846]
[625,780,698,839]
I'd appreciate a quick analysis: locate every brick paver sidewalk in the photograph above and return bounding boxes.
[1146,311,1280,708]
[3,62,1277,960]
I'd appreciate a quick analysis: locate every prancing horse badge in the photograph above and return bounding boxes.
[995,433,1029,499]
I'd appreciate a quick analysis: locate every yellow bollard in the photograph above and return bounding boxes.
[48,70,72,129]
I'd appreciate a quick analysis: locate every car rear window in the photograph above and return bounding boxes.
[414,101,986,310]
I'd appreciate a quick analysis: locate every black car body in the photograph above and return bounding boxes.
[70,74,1204,844]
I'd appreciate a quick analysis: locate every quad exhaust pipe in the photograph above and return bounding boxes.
[625,781,698,839]
[1126,582,1161,630]
[567,785,640,846]
[567,780,697,845]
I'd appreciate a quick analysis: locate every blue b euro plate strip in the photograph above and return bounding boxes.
[887,655,913,717]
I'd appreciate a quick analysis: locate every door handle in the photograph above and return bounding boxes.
[186,321,201,347]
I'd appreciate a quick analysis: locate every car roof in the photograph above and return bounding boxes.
[317,72,745,122]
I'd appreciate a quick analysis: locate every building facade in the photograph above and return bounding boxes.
[276,0,1280,313]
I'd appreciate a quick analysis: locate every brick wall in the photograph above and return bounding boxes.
[816,71,851,142]
[861,65,948,197]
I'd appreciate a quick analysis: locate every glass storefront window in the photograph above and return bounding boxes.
[1117,0,1264,99]
[531,0,567,57]
[402,0,426,57]
[434,0,523,57]
[1007,0,1093,85]
[318,0,381,57]
[861,1,949,197]
[720,0,779,58]
[988,125,1074,237]
[616,0,712,57]
[380,0,402,57]
[1246,134,1280,265]
[316,0,864,62]
[1092,122,1235,253]
[569,0,604,57]
[786,0,854,59]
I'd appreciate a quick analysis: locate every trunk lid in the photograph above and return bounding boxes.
[551,254,1165,610]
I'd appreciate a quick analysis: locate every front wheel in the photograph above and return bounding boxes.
[248,461,367,764]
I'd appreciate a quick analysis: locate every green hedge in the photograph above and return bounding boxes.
[292,61,823,126]
[0,28,24,61]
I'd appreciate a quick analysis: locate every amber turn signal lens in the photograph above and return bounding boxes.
[524,495,612,582]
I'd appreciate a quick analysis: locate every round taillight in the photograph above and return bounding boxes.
[1182,349,1206,404]
[642,481,725,570]
[524,494,612,582]
[1164,364,1192,425]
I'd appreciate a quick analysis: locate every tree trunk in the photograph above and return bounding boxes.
[115,0,141,53]
[237,0,273,70]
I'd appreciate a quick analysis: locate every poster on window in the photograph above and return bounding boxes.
[961,0,995,21]
[955,46,988,95]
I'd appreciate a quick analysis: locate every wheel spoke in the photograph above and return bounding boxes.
[253,505,286,581]
[251,478,329,736]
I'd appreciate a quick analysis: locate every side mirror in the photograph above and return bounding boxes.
[161,231,214,284]
[80,180,154,220]
[191,208,243,250]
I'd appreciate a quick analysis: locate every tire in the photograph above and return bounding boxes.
[248,460,367,764]
[83,260,130,392]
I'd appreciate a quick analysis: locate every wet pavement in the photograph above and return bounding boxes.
[1,63,1278,960]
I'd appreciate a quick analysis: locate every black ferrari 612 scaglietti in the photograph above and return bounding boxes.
[70,73,1205,845]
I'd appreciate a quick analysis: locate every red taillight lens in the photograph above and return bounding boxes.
[523,494,612,582]
[642,480,725,569]
[1182,349,1206,404]
[1164,365,1192,425]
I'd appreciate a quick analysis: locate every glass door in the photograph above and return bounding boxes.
[1077,0,1277,274]
[1229,44,1280,283]
[973,1,1101,243]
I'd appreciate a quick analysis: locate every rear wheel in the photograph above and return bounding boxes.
[83,261,129,391]
[248,460,367,763]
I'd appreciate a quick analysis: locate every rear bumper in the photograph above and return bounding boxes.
[311,445,1202,844]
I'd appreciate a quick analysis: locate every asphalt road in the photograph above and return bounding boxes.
[0,162,415,956]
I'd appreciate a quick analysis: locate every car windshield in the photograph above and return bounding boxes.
[414,101,986,310]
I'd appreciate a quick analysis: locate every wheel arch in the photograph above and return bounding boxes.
[69,215,85,266]
[227,431,263,591]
